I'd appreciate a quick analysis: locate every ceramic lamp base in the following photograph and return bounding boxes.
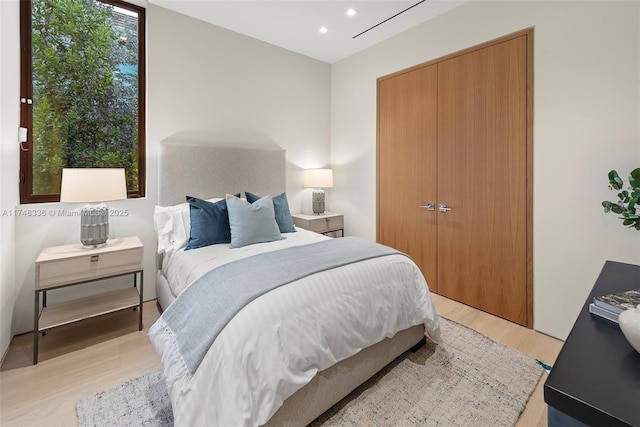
[80,204,109,247]
[312,189,325,214]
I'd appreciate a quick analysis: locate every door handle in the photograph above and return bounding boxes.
[439,204,452,212]
[418,203,435,210]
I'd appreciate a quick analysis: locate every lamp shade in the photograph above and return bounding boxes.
[303,169,333,188]
[60,168,127,203]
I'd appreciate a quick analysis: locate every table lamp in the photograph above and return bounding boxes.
[303,168,333,214]
[60,168,127,247]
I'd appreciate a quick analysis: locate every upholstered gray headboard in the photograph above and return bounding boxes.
[158,140,286,206]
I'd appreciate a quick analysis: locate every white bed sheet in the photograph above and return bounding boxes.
[151,229,440,427]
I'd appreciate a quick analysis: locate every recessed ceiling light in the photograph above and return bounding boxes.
[319,27,328,34]
[346,8,357,17]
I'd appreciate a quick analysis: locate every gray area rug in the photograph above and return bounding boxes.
[77,368,173,427]
[77,318,542,426]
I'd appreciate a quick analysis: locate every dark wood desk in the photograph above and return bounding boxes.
[544,261,640,427]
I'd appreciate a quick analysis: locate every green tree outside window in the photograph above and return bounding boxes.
[27,0,143,197]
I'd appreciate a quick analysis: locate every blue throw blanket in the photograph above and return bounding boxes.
[157,236,403,374]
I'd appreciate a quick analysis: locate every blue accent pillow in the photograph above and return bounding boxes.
[185,196,232,250]
[245,191,296,233]
[226,194,283,248]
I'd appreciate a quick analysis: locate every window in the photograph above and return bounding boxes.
[20,0,145,203]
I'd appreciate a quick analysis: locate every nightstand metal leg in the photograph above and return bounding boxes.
[138,271,144,331]
[33,291,39,365]
[132,273,138,311]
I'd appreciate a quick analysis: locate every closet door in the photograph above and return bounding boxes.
[377,65,438,290]
[437,36,528,325]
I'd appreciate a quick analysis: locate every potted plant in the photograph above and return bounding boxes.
[602,168,640,230]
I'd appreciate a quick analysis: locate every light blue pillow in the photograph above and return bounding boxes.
[226,194,283,248]
[185,196,232,250]
[245,191,296,233]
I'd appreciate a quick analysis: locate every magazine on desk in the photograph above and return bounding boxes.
[590,289,640,323]
[589,303,620,323]
[593,289,640,313]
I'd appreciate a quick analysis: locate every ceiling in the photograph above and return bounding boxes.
[148,1,467,63]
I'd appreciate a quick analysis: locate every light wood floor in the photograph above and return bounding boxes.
[0,295,564,426]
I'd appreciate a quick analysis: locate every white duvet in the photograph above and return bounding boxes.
[150,229,440,427]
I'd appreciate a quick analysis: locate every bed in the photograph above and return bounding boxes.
[150,140,441,426]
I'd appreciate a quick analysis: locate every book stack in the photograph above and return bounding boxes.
[589,289,640,323]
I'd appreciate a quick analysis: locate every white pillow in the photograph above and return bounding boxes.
[153,204,188,254]
[153,198,223,254]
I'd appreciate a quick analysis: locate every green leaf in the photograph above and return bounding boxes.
[608,170,624,190]
[618,190,629,202]
[630,168,640,189]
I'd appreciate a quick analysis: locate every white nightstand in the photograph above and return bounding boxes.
[292,212,344,237]
[33,236,144,364]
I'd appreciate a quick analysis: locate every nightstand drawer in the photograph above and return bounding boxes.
[36,245,143,289]
[306,215,343,233]
[36,239,143,289]
[292,213,344,235]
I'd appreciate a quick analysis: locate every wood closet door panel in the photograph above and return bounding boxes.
[437,36,528,325]
[377,65,438,290]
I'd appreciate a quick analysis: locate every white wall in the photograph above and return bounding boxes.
[146,4,331,202]
[1,2,331,344]
[330,0,640,339]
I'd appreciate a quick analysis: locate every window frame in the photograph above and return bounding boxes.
[19,0,146,204]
